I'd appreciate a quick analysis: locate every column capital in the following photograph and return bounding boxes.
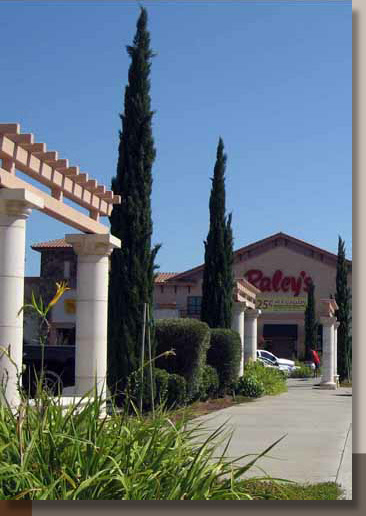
[0,188,43,218]
[65,233,121,256]
[232,301,246,313]
[320,316,337,327]
[245,308,261,319]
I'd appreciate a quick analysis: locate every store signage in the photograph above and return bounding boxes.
[256,296,307,312]
[245,269,313,297]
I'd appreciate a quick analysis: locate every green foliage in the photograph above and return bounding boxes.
[335,236,352,382]
[155,318,211,400]
[238,361,287,396]
[200,365,220,401]
[304,281,318,361]
[126,368,156,412]
[207,329,241,394]
[289,365,313,378]
[237,480,343,500]
[108,7,160,399]
[0,383,287,500]
[126,367,187,411]
[154,368,170,405]
[235,375,265,398]
[167,373,187,408]
[201,138,234,329]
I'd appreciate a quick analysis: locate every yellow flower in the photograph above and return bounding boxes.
[47,281,71,309]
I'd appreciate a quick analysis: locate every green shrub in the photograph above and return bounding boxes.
[167,373,187,407]
[241,361,287,396]
[200,365,220,401]
[155,318,211,400]
[235,375,265,398]
[289,365,314,378]
[207,329,241,394]
[126,369,156,411]
[154,368,170,404]
[0,384,286,500]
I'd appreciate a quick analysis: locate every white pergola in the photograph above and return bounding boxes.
[0,123,121,409]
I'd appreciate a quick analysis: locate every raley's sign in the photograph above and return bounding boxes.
[244,269,313,297]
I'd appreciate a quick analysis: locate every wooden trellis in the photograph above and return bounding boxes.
[0,123,121,233]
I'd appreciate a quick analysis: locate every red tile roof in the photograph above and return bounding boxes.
[155,272,180,283]
[31,238,72,250]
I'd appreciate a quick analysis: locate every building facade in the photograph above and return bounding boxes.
[25,232,352,361]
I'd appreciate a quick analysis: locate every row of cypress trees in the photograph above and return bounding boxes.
[107,7,351,397]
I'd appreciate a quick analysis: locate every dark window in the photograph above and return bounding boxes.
[187,296,202,316]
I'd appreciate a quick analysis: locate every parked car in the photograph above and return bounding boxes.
[256,349,298,374]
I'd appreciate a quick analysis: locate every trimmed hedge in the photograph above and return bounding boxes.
[155,318,211,400]
[167,373,187,407]
[206,329,241,394]
[200,365,220,401]
[126,368,187,411]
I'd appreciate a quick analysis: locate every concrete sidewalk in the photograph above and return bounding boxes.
[196,378,352,499]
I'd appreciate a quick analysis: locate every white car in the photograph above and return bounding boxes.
[256,349,297,374]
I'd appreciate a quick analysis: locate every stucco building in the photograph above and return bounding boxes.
[25,232,352,361]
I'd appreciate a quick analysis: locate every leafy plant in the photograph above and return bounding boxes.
[199,365,220,401]
[235,376,265,398]
[206,329,241,394]
[155,318,211,400]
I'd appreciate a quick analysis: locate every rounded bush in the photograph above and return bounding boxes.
[199,365,220,401]
[154,368,170,404]
[206,329,241,394]
[235,375,265,398]
[167,373,187,407]
[155,318,211,400]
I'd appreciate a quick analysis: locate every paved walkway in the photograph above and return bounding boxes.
[196,378,352,499]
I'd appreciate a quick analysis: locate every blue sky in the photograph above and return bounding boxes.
[0,0,352,276]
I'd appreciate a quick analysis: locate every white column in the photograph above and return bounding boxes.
[319,316,337,389]
[231,302,245,376]
[0,189,43,409]
[65,233,121,398]
[334,321,340,385]
[244,309,261,364]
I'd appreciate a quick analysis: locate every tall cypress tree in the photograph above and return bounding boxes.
[304,281,317,361]
[201,138,234,328]
[108,7,160,397]
[335,236,352,382]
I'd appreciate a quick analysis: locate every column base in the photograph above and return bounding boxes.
[319,381,337,390]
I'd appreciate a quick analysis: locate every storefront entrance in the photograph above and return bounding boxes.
[263,324,298,359]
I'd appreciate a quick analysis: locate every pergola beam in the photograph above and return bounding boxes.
[0,167,109,234]
[0,125,120,225]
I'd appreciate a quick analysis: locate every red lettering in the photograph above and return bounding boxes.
[245,269,262,288]
[272,270,283,292]
[291,276,302,297]
[259,277,272,291]
[281,277,290,292]
[245,269,313,295]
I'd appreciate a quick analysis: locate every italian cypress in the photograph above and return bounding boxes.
[200,138,234,328]
[304,281,317,361]
[108,7,160,398]
[335,236,352,382]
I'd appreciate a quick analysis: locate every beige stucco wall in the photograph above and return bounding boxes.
[153,244,352,359]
